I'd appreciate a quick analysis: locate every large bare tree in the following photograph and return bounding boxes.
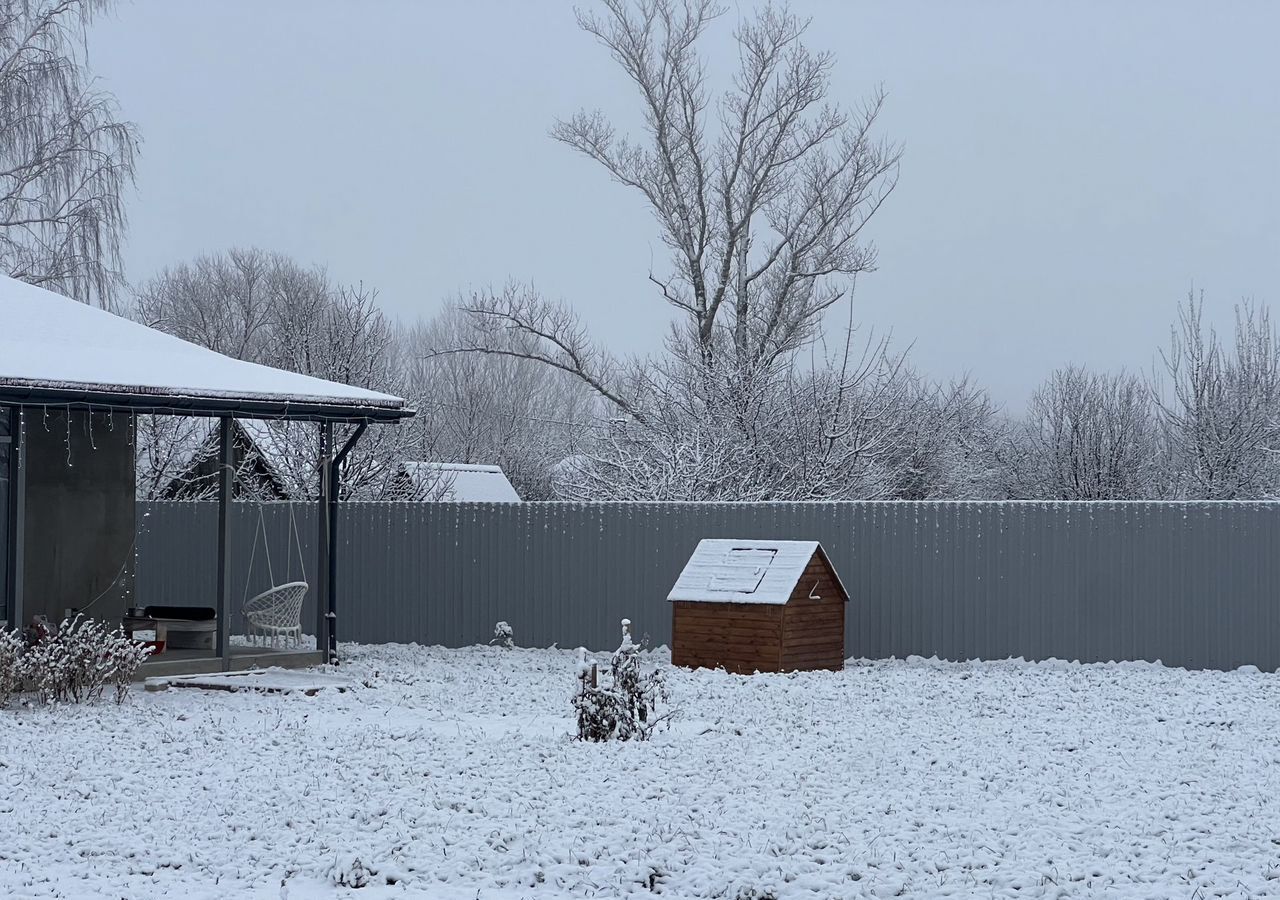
[551,324,970,502]
[1,0,138,308]
[463,0,900,413]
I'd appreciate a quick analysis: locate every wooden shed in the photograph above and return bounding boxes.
[668,539,849,674]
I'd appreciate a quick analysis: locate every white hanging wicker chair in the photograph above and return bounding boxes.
[243,581,309,648]
[240,496,310,649]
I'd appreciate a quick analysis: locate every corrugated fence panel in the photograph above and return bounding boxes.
[135,501,1280,670]
[135,501,321,642]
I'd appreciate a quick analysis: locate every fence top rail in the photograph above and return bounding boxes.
[139,499,1280,510]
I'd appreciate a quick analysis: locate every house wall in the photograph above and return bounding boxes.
[671,601,784,674]
[0,408,10,624]
[22,409,135,625]
[780,553,846,671]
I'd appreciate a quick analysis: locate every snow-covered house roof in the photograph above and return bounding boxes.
[398,462,521,502]
[0,276,411,421]
[143,417,311,500]
[667,539,848,605]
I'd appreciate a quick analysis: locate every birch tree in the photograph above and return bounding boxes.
[1,0,138,308]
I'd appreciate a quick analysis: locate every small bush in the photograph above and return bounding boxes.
[489,621,515,649]
[104,629,154,704]
[574,618,669,742]
[5,617,151,707]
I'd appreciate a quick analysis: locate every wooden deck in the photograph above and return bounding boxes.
[139,645,325,678]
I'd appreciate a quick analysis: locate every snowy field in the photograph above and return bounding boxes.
[3,644,1280,899]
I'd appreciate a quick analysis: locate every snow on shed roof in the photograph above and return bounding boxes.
[0,276,409,420]
[667,539,847,605]
[400,462,522,502]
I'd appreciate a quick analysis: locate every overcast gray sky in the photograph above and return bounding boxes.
[91,1,1280,408]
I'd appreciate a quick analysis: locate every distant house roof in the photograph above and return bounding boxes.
[0,276,411,422]
[399,462,521,502]
[148,418,308,500]
[667,539,848,605]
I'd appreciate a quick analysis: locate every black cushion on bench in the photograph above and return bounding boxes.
[143,606,216,621]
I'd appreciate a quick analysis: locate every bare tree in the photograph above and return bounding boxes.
[888,376,1006,500]
[445,2,904,502]
[134,248,276,359]
[134,414,212,500]
[405,306,597,499]
[463,0,899,413]
[552,324,946,501]
[1,0,138,308]
[1005,366,1163,500]
[132,249,413,500]
[1154,293,1280,499]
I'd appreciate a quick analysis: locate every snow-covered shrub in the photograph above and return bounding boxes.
[330,855,372,889]
[574,619,669,742]
[328,854,401,888]
[0,628,22,708]
[489,621,515,649]
[105,632,154,704]
[20,617,151,705]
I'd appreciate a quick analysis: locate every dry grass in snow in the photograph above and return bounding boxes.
[2,643,1280,898]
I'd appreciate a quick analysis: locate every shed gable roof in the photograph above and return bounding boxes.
[0,276,410,421]
[667,539,848,605]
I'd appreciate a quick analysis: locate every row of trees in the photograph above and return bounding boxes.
[1007,298,1280,501]
[542,291,1280,502]
[130,251,594,500]
[128,247,1280,503]
[5,0,1277,502]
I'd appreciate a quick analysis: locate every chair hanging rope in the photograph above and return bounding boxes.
[224,454,309,648]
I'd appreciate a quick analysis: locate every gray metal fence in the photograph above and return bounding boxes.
[135,501,1280,670]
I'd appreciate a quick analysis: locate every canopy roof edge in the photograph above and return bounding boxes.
[0,383,414,423]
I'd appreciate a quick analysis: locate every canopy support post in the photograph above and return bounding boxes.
[323,423,366,666]
[316,422,333,661]
[215,416,233,671]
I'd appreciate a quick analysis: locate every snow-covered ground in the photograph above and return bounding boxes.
[3,644,1280,899]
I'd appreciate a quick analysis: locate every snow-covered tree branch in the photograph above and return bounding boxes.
[405,305,598,499]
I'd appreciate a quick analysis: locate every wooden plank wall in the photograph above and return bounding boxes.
[671,601,783,674]
[780,552,846,671]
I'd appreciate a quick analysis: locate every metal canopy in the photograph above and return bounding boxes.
[0,383,413,424]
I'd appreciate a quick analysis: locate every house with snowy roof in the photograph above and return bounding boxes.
[148,418,304,500]
[0,275,414,674]
[392,461,521,502]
